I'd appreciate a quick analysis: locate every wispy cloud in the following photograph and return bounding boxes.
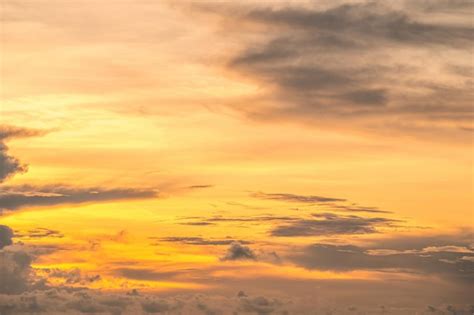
[271,213,399,237]
[196,1,474,136]
[252,191,392,213]
[252,192,345,203]
[0,185,158,212]
[152,236,251,246]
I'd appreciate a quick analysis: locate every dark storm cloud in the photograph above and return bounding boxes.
[0,225,14,249]
[271,213,398,237]
[0,125,48,183]
[153,236,251,246]
[221,242,257,261]
[0,185,158,211]
[200,1,474,134]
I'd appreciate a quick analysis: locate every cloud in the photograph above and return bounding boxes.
[0,142,28,183]
[221,242,257,261]
[289,232,474,281]
[0,125,47,141]
[0,125,47,183]
[271,213,398,237]
[42,268,101,285]
[0,225,14,249]
[0,185,158,211]
[252,191,392,213]
[14,228,64,239]
[0,250,33,294]
[178,214,299,226]
[153,236,251,246]
[114,268,180,282]
[198,1,474,136]
[252,192,345,203]
[187,185,214,189]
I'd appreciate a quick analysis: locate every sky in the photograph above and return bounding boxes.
[0,0,473,314]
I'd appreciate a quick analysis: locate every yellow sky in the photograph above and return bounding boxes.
[0,0,473,311]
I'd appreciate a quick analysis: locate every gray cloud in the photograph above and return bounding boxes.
[252,192,392,214]
[179,214,299,226]
[0,225,14,249]
[221,242,257,261]
[0,125,47,183]
[0,125,47,141]
[200,1,474,135]
[271,212,398,237]
[114,268,180,282]
[289,235,474,282]
[0,185,158,211]
[42,268,101,285]
[252,192,345,203]
[153,236,251,246]
[0,142,28,184]
[0,250,33,294]
[187,185,214,189]
[242,2,472,47]
[14,228,64,239]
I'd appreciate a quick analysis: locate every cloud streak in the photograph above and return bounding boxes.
[0,185,158,211]
[252,191,392,213]
[271,213,398,237]
[153,236,251,246]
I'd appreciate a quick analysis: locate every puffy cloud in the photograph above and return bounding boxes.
[271,213,398,237]
[0,125,47,183]
[0,250,33,294]
[0,225,14,249]
[221,242,257,261]
[0,185,158,212]
[0,142,27,184]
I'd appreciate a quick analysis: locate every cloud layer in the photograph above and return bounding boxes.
[290,232,474,281]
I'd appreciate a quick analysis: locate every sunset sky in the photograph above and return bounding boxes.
[0,1,473,314]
